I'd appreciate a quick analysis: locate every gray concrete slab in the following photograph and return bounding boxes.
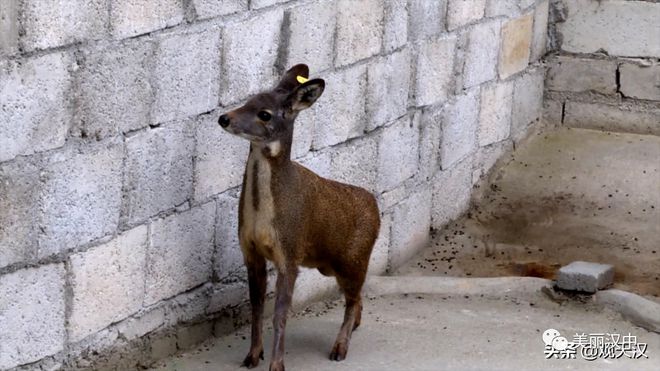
[152,292,659,370]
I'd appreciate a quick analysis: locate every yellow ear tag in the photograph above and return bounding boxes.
[296,75,309,84]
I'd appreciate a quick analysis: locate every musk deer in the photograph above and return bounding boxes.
[218,64,380,371]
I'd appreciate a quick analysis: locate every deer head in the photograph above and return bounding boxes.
[219,64,325,158]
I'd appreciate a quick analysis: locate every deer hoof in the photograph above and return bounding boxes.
[241,349,263,368]
[269,360,285,371]
[329,342,348,361]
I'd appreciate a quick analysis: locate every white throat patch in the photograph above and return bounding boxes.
[266,140,281,157]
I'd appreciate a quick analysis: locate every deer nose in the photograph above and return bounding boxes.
[218,114,230,128]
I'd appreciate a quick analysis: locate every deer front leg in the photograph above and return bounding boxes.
[269,266,298,371]
[242,252,267,368]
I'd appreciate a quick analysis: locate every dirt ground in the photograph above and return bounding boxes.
[398,128,660,299]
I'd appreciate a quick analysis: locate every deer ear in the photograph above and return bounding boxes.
[288,79,325,111]
[275,64,309,93]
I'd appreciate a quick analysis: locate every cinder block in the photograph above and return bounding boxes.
[542,99,563,127]
[296,149,332,179]
[68,226,148,342]
[563,101,660,136]
[377,116,420,192]
[153,27,221,124]
[462,20,500,89]
[530,0,549,61]
[0,264,65,369]
[26,358,62,371]
[440,89,480,170]
[556,261,614,293]
[292,267,337,306]
[221,10,282,104]
[39,140,124,257]
[166,286,211,323]
[215,192,244,279]
[478,81,513,146]
[149,334,177,361]
[292,109,315,159]
[207,280,247,313]
[378,182,409,212]
[146,202,215,305]
[366,49,411,130]
[447,0,485,30]
[20,0,107,51]
[383,0,408,53]
[177,322,214,349]
[390,186,432,269]
[546,56,617,95]
[116,306,166,340]
[511,68,544,141]
[499,13,533,79]
[124,123,195,225]
[75,41,155,139]
[335,0,384,67]
[620,62,660,101]
[432,157,472,228]
[0,52,72,162]
[414,35,457,106]
[559,0,660,57]
[472,140,512,183]
[194,115,249,201]
[80,330,125,371]
[0,160,40,268]
[69,328,119,363]
[519,0,536,10]
[408,0,446,40]
[311,64,367,149]
[417,108,441,180]
[368,212,391,275]
[0,0,18,56]
[286,1,336,72]
[190,0,247,20]
[110,0,184,39]
[485,0,517,17]
[330,135,379,193]
[251,0,287,9]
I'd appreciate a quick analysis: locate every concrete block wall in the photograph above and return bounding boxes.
[0,0,550,369]
[545,0,660,135]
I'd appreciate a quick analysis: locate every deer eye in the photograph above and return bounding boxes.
[257,111,272,121]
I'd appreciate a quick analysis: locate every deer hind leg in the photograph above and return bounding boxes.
[242,250,267,368]
[330,269,366,361]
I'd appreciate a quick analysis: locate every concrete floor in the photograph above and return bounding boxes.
[153,292,659,370]
[153,128,660,370]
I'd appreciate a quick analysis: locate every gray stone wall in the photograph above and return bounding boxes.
[0,0,549,369]
[544,0,660,135]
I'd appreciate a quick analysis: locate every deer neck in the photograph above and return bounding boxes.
[241,141,293,267]
[244,141,292,212]
[248,139,292,168]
